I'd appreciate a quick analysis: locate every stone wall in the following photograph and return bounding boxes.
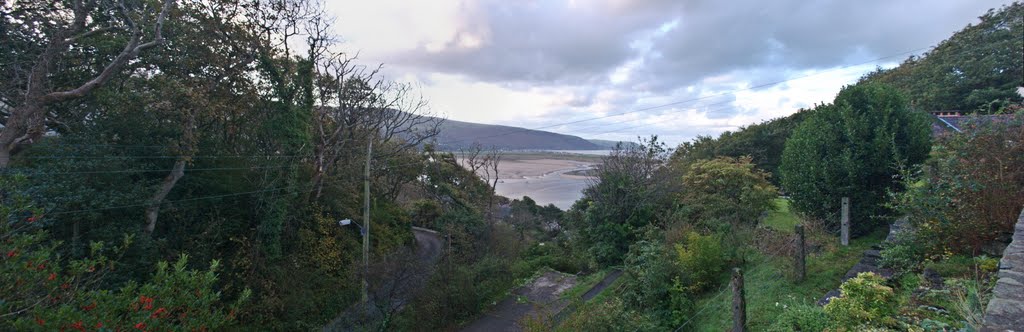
[982,208,1024,331]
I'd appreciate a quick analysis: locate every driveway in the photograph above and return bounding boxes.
[461,270,579,332]
[323,227,443,331]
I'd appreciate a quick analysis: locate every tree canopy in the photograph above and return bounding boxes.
[780,83,931,234]
[860,3,1023,113]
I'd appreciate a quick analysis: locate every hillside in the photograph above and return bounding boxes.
[431,117,603,150]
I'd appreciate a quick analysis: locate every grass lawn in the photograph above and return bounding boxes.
[763,198,799,233]
[685,229,886,331]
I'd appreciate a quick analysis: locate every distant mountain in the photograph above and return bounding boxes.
[429,118,603,151]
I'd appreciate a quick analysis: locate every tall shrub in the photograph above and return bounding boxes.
[677,156,777,228]
[780,83,931,234]
[892,112,1024,254]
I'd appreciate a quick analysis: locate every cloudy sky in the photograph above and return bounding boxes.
[323,0,1014,145]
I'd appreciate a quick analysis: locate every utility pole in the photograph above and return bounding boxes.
[362,140,372,317]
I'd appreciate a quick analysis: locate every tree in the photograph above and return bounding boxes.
[0,0,175,167]
[459,143,503,220]
[671,111,811,185]
[780,83,931,234]
[677,157,777,229]
[568,137,676,266]
[859,3,1023,113]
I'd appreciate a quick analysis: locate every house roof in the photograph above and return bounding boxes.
[931,113,1021,136]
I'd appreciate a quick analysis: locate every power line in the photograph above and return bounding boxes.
[46,181,312,216]
[19,154,312,160]
[17,43,946,171]
[443,46,932,146]
[16,165,294,176]
[557,100,738,134]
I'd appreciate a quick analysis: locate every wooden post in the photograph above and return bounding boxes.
[795,224,806,282]
[731,268,746,332]
[841,197,850,246]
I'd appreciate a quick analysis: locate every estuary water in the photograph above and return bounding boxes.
[493,164,595,210]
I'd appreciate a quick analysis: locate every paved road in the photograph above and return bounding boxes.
[412,226,443,263]
[464,269,624,331]
[323,227,443,331]
[461,271,579,332]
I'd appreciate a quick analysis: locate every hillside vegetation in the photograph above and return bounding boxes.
[1,1,1022,331]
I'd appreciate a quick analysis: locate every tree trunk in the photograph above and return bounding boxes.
[311,149,326,200]
[142,110,195,235]
[143,159,186,234]
[0,101,46,168]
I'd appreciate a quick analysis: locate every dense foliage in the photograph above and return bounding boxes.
[891,112,1024,255]
[0,0,448,329]
[563,141,777,329]
[780,83,932,234]
[860,3,1023,113]
[676,157,777,229]
[1,176,248,330]
[671,112,811,185]
[1,0,1020,330]
[567,137,676,266]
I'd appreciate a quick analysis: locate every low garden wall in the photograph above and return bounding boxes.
[982,208,1024,331]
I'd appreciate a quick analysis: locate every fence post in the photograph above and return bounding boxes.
[732,268,746,332]
[795,224,806,282]
[841,197,850,246]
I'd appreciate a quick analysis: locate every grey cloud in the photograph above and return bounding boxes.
[391,0,1009,90]
[386,0,1013,143]
[388,1,680,84]
[634,0,1010,91]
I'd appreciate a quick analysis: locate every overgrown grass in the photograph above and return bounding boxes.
[561,269,610,300]
[763,198,799,233]
[686,229,886,330]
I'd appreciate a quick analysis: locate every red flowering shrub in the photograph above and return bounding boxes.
[0,176,251,331]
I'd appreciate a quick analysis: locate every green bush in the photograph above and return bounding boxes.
[674,231,727,293]
[622,237,675,314]
[410,199,443,228]
[677,157,778,228]
[1,176,249,331]
[879,231,926,273]
[569,137,674,267]
[890,113,1024,254]
[780,83,931,235]
[767,303,828,332]
[824,272,899,329]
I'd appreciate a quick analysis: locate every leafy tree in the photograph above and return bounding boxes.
[568,137,675,266]
[671,111,811,185]
[780,83,931,234]
[677,157,777,229]
[673,231,727,293]
[860,3,1023,113]
[506,196,563,241]
[0,0,175,167]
